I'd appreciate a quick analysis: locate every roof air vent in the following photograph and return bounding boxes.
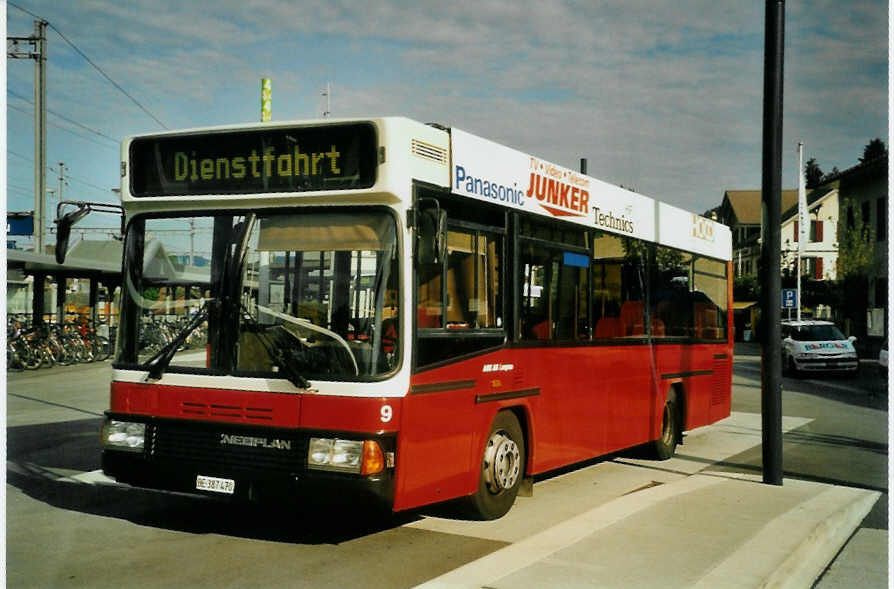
[411,139,447,165]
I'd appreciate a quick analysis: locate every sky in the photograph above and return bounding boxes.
[4,0,889,249]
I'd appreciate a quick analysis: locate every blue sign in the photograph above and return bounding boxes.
[7,213,34,236]
[782,289,797,309]
[563,251,590,268]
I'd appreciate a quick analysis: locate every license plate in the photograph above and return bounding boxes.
[196,475,235,494]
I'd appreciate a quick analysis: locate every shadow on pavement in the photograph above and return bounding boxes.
[7,418,418,545]
[736,361,888,410]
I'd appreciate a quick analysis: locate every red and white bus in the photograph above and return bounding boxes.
[81,117,731,519]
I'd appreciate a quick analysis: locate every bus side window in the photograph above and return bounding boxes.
[417,258,443,328]
[591,232,644,340]
[651,246,694,337]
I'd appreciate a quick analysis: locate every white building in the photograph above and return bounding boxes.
[780,186,839,280]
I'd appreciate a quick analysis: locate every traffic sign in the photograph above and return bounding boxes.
[781,288,797,309]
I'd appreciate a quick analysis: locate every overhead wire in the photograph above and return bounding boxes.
[8,89,121,145]
[8,1,169,130]
[7,148,116,200]
[8,102,119,151]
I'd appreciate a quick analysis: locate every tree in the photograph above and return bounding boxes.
[860,138,887,163]
[836,198,874,278]
[734,275,760,301]
[804,157,824,187]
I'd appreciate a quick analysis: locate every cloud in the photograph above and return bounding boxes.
[6,0,887,215]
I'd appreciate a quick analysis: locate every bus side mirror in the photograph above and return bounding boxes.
[55,205,90,264]
[54,201,125,264]
[417,208,447,265]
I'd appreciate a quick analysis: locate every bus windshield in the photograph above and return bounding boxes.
[116,209,400,381]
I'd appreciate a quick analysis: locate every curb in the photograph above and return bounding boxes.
[414,475,880,589]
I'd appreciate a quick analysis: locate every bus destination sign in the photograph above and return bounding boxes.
[129,122,377,197]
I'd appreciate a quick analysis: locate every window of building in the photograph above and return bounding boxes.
[801,256,824,280]
[862,201,872,228]
[810,220,823,242]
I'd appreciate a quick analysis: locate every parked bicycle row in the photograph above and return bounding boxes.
[7,320,112,371]
[7,313,209,371]
[138,313,208,356]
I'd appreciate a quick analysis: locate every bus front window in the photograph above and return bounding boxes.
[117,210,400,381]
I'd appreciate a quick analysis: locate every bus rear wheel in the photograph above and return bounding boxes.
[463,411,525,520]
[651,390,679,460]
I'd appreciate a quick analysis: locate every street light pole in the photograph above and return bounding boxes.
[760,0,785,486]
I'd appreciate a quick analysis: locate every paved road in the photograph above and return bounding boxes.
[5,347,887,588]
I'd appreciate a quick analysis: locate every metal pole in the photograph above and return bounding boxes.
[33,20,47,255]
[760,0,785,486]
[189,218,196,266]
[796,143,803,322]
[54,162,65,240]
[57,162,65,202]
[579,158,587,175]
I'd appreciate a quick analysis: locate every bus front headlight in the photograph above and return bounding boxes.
[102,420,146,452]
[308,438,384,475]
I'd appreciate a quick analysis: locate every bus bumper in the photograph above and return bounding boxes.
[101,416,396,510]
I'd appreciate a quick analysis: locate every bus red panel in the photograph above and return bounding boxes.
[109,381,301,427]
[299,395,401,433]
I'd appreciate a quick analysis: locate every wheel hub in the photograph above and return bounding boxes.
[483,432,521,494]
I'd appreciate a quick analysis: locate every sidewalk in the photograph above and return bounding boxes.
[416,473,880,589]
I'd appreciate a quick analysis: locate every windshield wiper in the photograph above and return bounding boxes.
[144,302,209,381]
[239,303,310,389]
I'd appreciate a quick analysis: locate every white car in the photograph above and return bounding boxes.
[781,320,858,377]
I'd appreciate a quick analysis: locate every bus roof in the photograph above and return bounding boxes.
[449,127,731,261]
[120,116,731,261]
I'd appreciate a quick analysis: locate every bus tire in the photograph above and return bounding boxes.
[651,390,679,460]
[463,411,525,520]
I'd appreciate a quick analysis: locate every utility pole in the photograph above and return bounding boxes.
[8,20,48,254]
[56,160,67,210]
[189,219,196,266]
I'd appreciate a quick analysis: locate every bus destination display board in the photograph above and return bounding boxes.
[129,123,377,197]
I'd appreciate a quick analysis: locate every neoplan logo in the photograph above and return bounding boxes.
[220,433,292,450]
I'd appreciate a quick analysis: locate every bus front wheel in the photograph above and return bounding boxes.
[463,411,525,520]
[651,390,679,460]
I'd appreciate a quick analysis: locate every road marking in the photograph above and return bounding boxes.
[6,392,105,417]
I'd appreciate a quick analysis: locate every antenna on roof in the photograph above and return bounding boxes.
[322,82,331,117]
